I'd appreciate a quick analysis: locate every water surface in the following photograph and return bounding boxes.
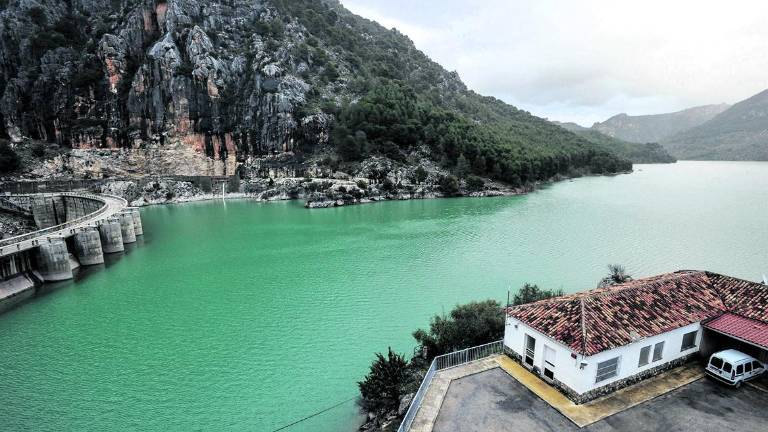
[1,161,766,431]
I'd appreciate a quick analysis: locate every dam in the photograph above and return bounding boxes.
[0,192,141,313]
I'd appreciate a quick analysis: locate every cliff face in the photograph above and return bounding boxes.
[0,0,338,176]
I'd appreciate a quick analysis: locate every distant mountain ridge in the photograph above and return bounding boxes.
[661,90,768,160]
[553,122,676,164]
[593,104,730,144]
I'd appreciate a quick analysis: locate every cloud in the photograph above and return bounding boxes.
[341,0,768,126]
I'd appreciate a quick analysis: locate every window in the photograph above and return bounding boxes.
[745,362,752,373]
[652,341,664,362]
[736,364,744,375]
[710,357,723,369]
[596,357,620,383]
[680,331,697,351]
[723,362,732,373]
[638,345,651,367]
[753,361,763,370]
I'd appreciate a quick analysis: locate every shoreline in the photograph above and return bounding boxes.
[126,170,632,209]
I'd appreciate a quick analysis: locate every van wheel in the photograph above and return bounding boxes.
[735,381,742,389]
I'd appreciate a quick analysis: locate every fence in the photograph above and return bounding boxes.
[0,193,126,252]
[397,340,504,432]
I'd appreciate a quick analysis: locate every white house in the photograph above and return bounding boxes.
[504,270,768,403]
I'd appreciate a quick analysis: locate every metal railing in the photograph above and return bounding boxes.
[0,193,127,253]
[398,340,503,432]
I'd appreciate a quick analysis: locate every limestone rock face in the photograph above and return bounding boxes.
[0,0,337,176]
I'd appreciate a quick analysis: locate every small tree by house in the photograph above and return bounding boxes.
[597,264,633,288]
[358,348,410,413]
[512,283,564,306]
[413,300,504,360]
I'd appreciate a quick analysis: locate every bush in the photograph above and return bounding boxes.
[438,174,459,196]
[512,283,564,306]
[356,179,368,190]
[358,348,410,413]
[31,143,47,157]
[0,141,20,173]
[465,175,484,191]
[413,300,504,360]
[413,165,428,184]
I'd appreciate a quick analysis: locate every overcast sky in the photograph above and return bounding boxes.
[340,0,768,126]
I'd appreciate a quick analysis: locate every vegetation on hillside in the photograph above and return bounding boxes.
[554,122,676,164]
[274,0,632,185]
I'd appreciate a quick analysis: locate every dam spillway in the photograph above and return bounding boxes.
[0,193,143,313]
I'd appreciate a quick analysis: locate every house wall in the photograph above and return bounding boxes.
[504,317,704,402]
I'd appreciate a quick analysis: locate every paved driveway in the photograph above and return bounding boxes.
[433,368,768,432]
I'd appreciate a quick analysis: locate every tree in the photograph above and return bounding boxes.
[438,174,459,196]
[465,175,484,191]
[455,153,470,177]
[0,141,20,173]
[413,165,428,184]
[358,348,410,413]
[597,264,633,288]
[512,283,564,306]
[413,300,504,360]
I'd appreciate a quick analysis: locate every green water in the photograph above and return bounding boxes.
[1,161,767,431]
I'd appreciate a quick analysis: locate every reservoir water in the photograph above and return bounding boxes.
[1,161,767,431]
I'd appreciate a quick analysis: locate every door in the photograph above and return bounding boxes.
[543,345,556,380]
[524,334,536,367]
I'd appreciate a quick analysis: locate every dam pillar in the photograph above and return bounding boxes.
[129,208,143,236]
[98,218,124,253]
[74,226,104,265]
[35,238,73,281]
[119,211,137,244]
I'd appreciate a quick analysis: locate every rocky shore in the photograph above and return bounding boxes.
[95,154,522,209]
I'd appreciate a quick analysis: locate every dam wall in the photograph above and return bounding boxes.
[0,193,143,313]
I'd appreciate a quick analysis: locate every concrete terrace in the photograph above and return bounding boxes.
[407,355,761,432]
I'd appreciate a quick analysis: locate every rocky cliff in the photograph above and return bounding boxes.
[1,0,342,177]
[0,0,630,187]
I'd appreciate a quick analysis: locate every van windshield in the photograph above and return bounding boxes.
[710,357,723,369]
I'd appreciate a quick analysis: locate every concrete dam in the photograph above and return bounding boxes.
[0,192,142,313]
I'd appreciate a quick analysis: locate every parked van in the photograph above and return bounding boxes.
[706,349,765,387]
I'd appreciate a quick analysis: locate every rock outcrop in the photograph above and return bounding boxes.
[0,0,338,176]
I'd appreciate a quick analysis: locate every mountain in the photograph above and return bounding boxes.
[593,104,729,144]
[661,90,768,160]
[553,122,676,163]
[0,0,630,186]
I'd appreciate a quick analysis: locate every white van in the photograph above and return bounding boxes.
[706,349,765,387]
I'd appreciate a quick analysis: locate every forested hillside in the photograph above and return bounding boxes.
[554,122,676,164]
[661,89,768,160]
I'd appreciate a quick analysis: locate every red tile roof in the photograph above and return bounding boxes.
[704,313,768,349]
[506,271,768,356]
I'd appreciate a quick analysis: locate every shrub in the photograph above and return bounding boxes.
[358,348,410,413]
[356,179,368,190]
[31,143,47,157]
[0,141,20,173]
[465,175,485,191]
[438,174,459,196]
[413,165,428,184]
[413,300,504,360]
[512,283,564,306]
